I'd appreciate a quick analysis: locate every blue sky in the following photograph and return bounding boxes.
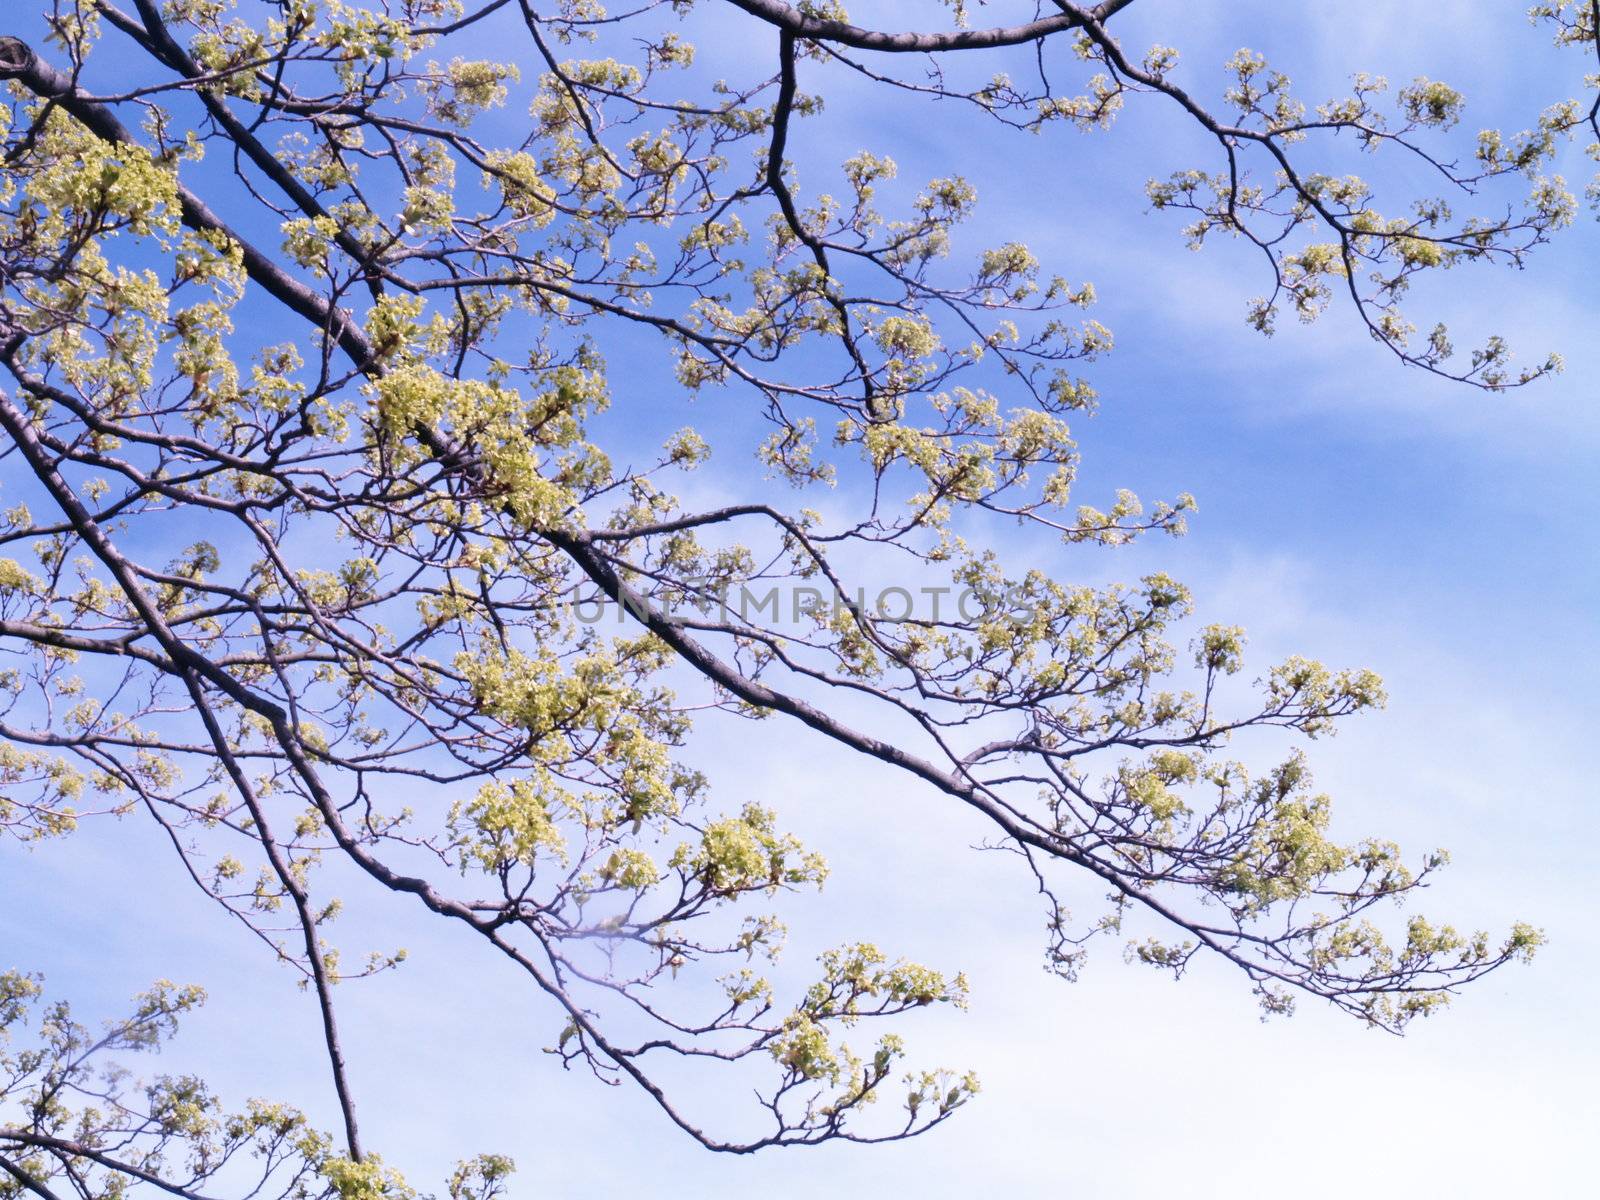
[3,0,1596,1194]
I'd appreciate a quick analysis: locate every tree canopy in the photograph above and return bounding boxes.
[0,0,1594,1191]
